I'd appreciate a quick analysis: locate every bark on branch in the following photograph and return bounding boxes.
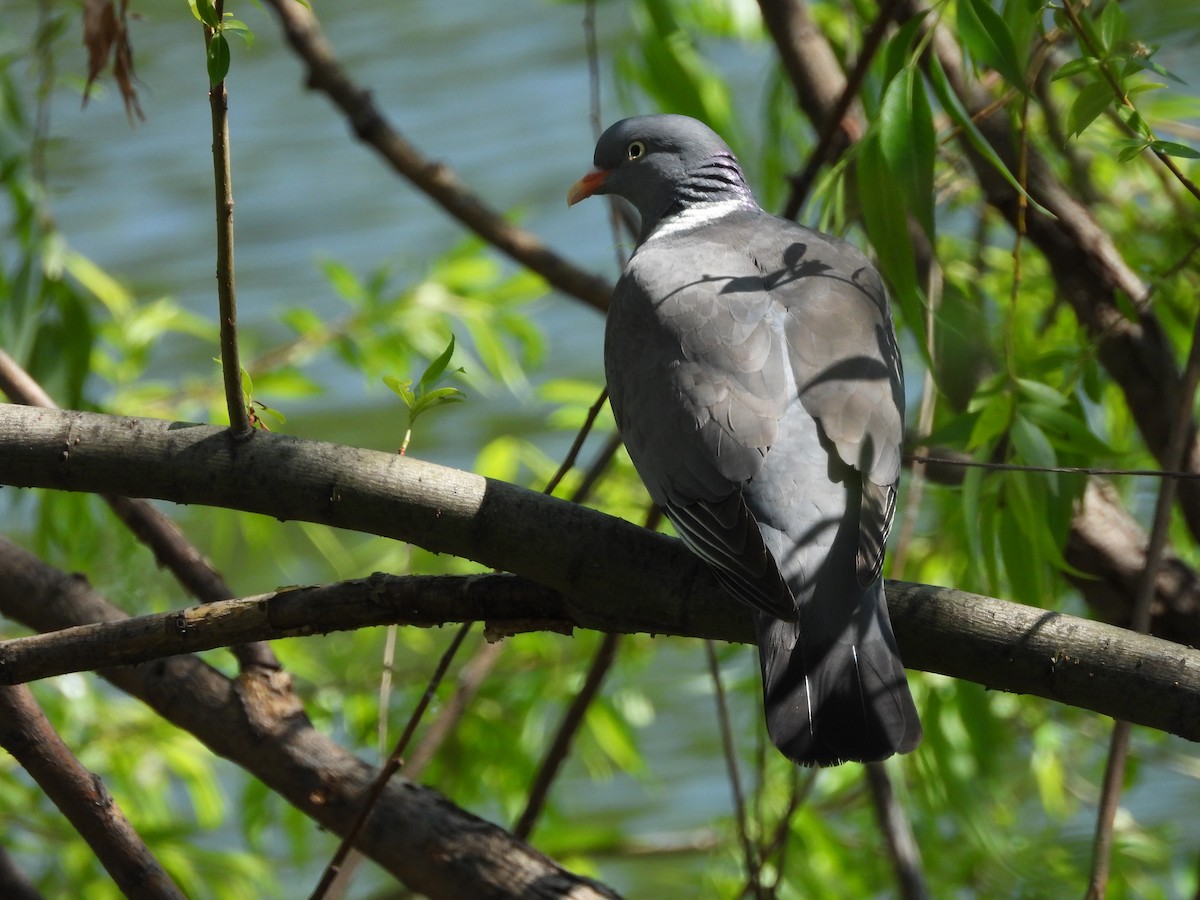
[0,538,619,899]
[261,0,613,312]
[0,683,186,898]
[0,406,1197,742]
[0,562,1197,742]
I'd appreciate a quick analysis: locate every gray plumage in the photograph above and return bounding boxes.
[570,114,921,766]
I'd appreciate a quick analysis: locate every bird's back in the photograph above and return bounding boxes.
[605,206,920,764]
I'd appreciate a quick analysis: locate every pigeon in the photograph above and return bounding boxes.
[568,114,921,766]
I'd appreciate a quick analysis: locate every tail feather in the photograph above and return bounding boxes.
[754,578,920,766]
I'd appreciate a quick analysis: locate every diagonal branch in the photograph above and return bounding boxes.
[0,683,186,898]
[261,0,613,312]
[0,539,620,900]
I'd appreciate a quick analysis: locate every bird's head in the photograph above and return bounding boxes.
[568,114,753,239]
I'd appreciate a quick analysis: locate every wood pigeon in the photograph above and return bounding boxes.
[569,114,921,766]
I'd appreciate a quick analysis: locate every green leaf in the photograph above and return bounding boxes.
[1052,57,1097,82]
[882,12,929,86]
[418,334,457,391]
[1126,82,1166,97]
[418,386,466,407]
[1150,140,1200,159]
[957,0,1028,92]
[1117,106,1151,138]
[999,492,1043,604]
[1014,378,1067,408]
[1114,137,1151,162]
[968,390,1014,449]
[1066,77,1114,137]
[1010,414,1058,492]
[207,33,231,87]
[1097,0,1129,52]
[856,132,928,356]
[1020,403,1112,455]
[280,307,325,336]
[928,55,1055,218]
[321,259,366,305]
[879,66,936,238]
[1123,55,1186,85]
[222,20,255,48]
[193,0,221,28]
[383,375,415,406]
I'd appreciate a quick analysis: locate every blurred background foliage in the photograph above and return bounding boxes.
[0,0,1199,896]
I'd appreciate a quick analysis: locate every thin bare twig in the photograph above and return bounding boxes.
[705,641,764,897]
[311,623,472,900]
[203,6,249,434]
[404,639,504,778]
[513,632,621,840]
[866,763,929,900]
[544,388,610,497]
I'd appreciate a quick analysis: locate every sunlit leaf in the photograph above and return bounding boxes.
[1150,140,1200,159]
[1066,78,1114,137]
[1097,0,1129,52]
[207,32,230,86]
[222,19,255,48]
[856,132,928,356]
[928,55,1054,217]
[879,66,936,238]
[418,334,458,390]
[1010,414,1058,491]
[968,391,1013,449]
[1052,56,1096,82]
[957,0,1028,92]
[1014,378,1067,408]
[194,0,220,28]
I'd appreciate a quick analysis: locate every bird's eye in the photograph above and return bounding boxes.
[626,141,646,161]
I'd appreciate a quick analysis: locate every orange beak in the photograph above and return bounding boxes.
[567,168,610,206]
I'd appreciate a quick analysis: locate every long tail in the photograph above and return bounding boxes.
[753,577,920,766]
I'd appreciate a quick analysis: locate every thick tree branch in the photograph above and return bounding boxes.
[1,409,1198,741]
[0,349,279,672]
[0,563,1196,741]
[261,0,613,312]
[0,539,618,899]
[0,684,186,899]
[0,405,706,635]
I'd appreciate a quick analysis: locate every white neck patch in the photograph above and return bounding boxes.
[646,199,747,243]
